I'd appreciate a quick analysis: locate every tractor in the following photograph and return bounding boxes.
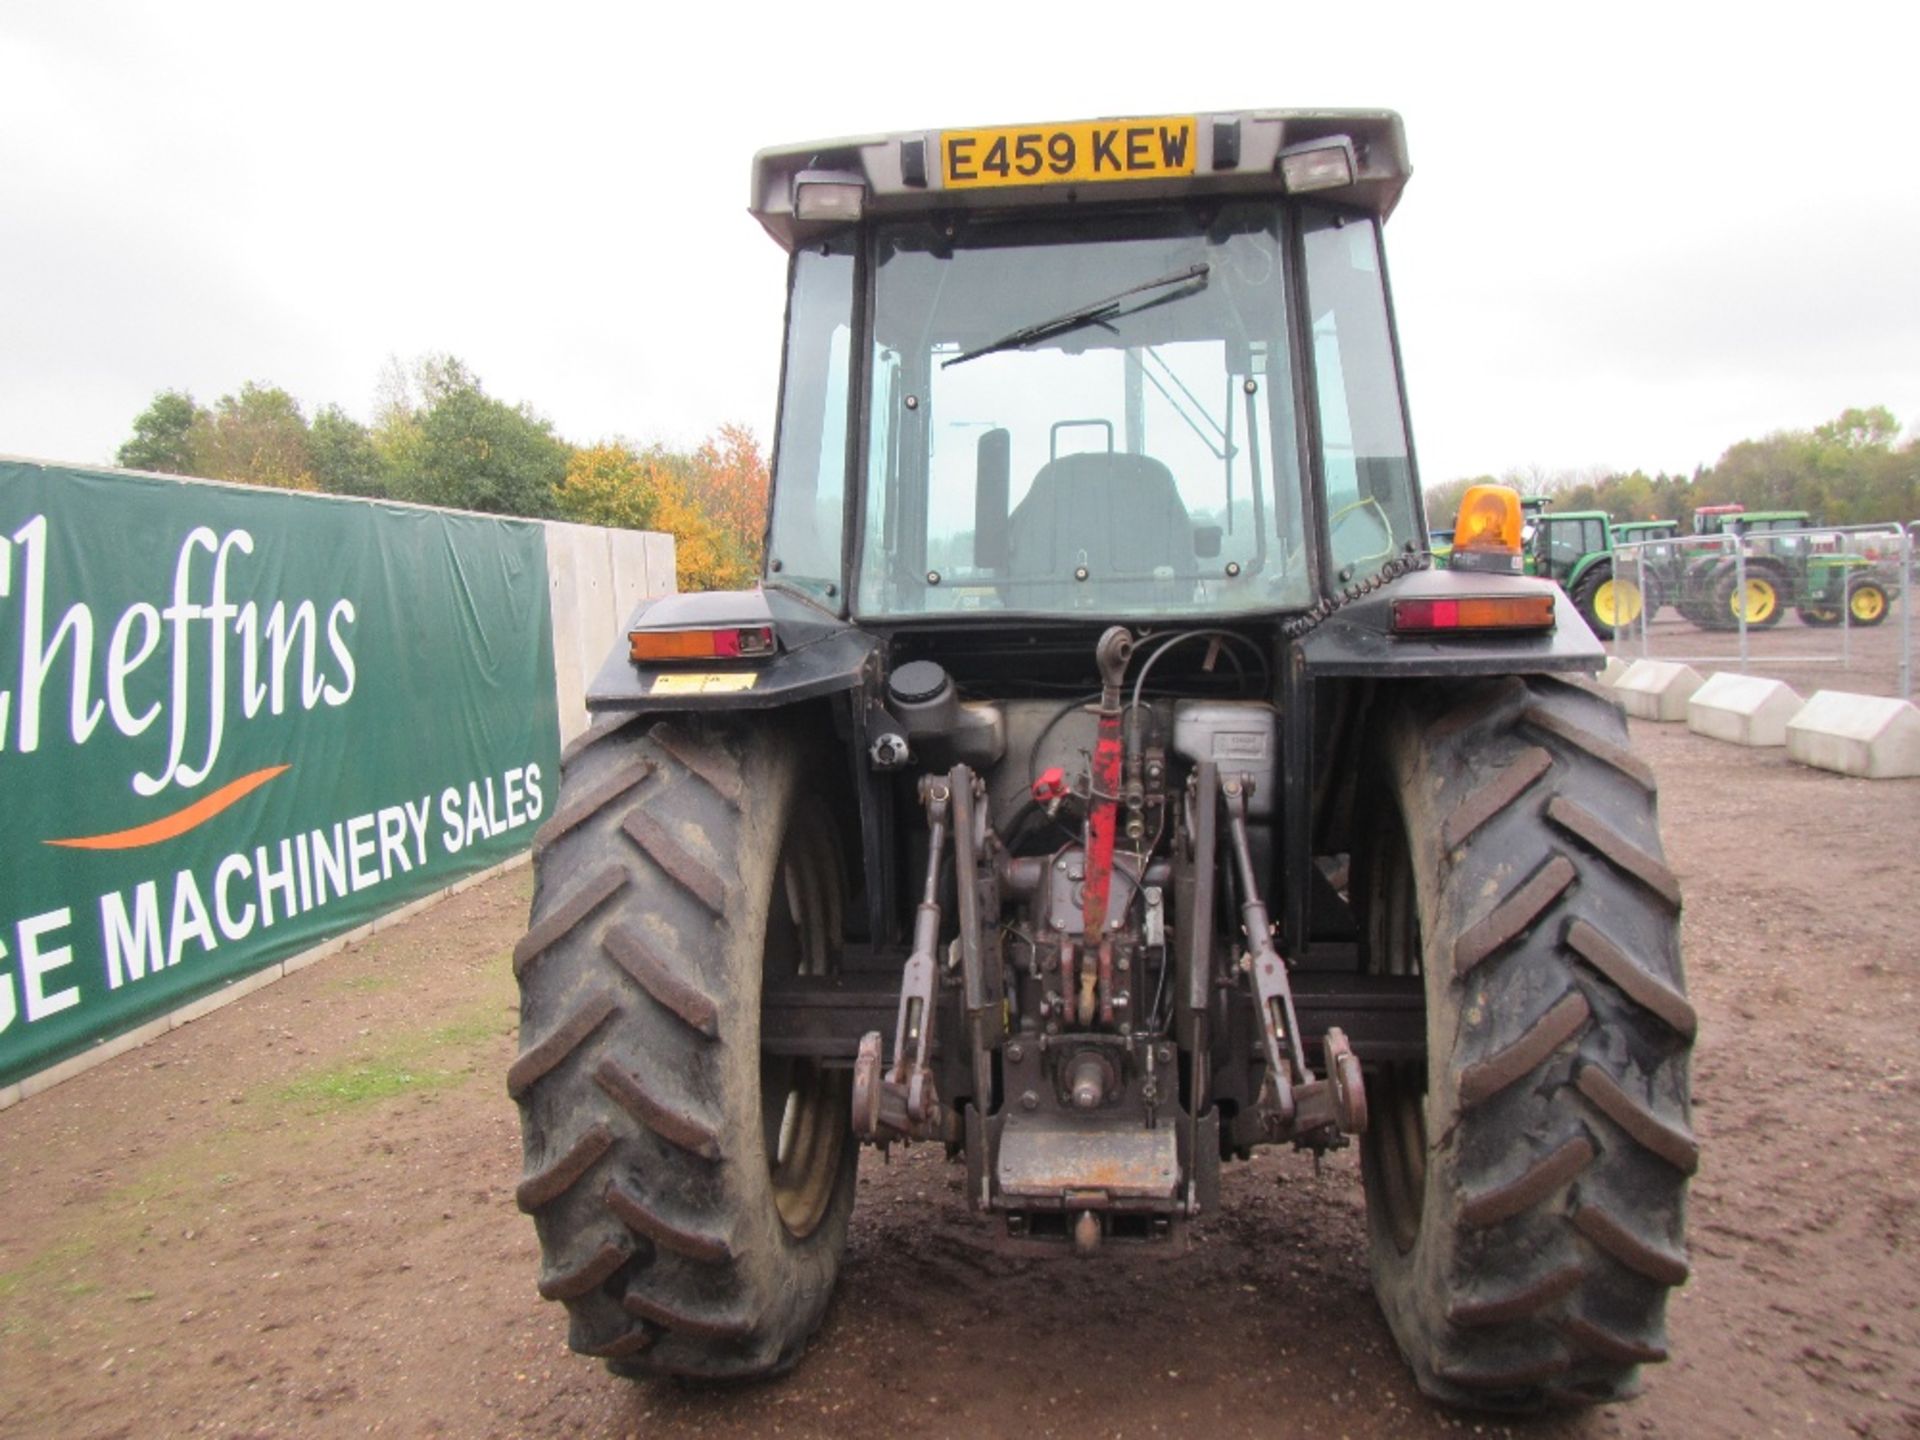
[1609,521,1681,619]
[1676,508,1895,629]
[510,109,1694,1413]
[1527,509,1646,639]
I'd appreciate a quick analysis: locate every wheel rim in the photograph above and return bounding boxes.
[1595,578,1642,627]
[1852,586,1886,622]
[761,817,848,1239]
[1363,816,1427,1255]
[1731,578,1776,623]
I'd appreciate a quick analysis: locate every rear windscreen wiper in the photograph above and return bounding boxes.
[943,262,1210,369]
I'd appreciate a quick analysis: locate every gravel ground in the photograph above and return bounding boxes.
[1607,610,1915,701]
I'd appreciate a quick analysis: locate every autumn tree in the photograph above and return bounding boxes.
[687,423,771,572]
[651,467,739,592]
[186,382,317,490]
[555,442,665,531]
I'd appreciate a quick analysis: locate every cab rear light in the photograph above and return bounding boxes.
[628,625,776,663]
[1278,138,1357,193]
[1392,595,1556,634]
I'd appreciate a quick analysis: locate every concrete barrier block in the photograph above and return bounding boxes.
[1600,656,1631,687]
[1613,660,1704,722]
[1687,673,1804,747]
[1786,691,1920,779]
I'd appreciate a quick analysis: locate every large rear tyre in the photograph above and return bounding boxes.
[511,716,856,1379]
[1359,675,1696,1410]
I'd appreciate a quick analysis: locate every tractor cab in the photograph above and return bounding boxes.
[1691,503,1746,536]
[754,113,1427,625]
[1615,519,1678,542]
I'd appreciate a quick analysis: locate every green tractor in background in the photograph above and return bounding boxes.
[1675,509,1896,630]
[1527,509,1646,639]
[1608,521,1680,621]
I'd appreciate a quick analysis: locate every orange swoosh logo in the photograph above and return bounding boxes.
[45,764,292,851]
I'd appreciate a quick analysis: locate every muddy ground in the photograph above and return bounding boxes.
[3,715,1918,1439]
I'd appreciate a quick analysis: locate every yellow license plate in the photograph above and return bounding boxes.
[941,117,1198,190]
[650,672,758,695]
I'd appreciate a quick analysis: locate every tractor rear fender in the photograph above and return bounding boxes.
[585,586,880,716]
[583,585,896,944]
[1293,570,1604,680]
[1284,570,1600,957]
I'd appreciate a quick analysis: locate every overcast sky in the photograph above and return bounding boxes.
[3,2,1915,487]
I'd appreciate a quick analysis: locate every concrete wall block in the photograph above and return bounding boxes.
[544,520,673,745]
[1600,656,1631,687]
[544,524,592,746]
[642,532,676,598]
[1687,673,1804,748]
[1613,660,1704,722]
[1786,690,1920,779]
[608,530,660,624]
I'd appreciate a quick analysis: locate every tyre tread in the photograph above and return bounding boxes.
[1457,992,1590,1109]
[516,1119,617,1212]
[604,922,721,1037]
[1442,747,1553,851]
[621,809,728,914]
[1452,855,1576,976]
[507,990,620,1099]
[1575,1064,1700,1174]
[513,867,628,978]
[1545,796,1682,909]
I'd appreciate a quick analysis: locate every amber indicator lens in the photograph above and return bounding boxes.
[629,625,776,663]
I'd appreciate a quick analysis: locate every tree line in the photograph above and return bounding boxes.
[115,357,768,592]
[1426,406,1919,534]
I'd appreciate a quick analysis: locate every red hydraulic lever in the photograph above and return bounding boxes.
[1080,627,1134,946]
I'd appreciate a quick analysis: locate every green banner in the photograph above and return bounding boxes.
[0,461,561,1088]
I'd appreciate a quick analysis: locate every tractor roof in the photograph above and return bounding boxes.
[749,108,1410,250]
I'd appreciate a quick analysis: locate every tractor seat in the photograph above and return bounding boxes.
[1006,450,1194,587]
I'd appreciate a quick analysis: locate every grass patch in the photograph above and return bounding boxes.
[0,1237,97,1307]
[274,1057,467,1108]
[427,1010,505,1050]
[269,977,513,1116]
[330,972,403,994]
